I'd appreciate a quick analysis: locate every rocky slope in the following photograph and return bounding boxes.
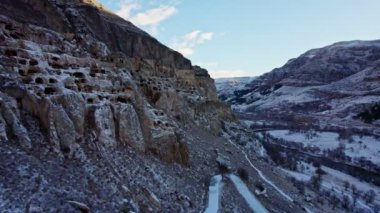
[227,40,380,135]
[0,0,313,212]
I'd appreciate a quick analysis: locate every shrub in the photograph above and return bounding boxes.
[356,103,380,123]
[309,175,322,191]
[315,167,327,176]
[291,178,306,194]
[363,189,376,204]
[237,168,249,181]
[254,181,265,192]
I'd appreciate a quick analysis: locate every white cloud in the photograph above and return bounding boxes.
[209,69,247,79]
[115,1,139,20]
[115,1,177,35]
[170,30,214,56]
[130,5,177,26]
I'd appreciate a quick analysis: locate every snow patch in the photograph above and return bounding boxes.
[204,175,223,213]
[228,174,268,213]
[268,130,380,165]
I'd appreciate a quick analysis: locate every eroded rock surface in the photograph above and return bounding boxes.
[0,2,233,161]
[0,1,310,212]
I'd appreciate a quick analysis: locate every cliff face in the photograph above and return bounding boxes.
[0,0,237,211]
[0,1,316,212]
[0,0,191,68]
[0,0,234,162]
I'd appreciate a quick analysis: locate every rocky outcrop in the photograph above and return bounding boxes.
[0,1,314,212]
[0,0,233,163]
[0,0,191,69]
[0,93,32,149]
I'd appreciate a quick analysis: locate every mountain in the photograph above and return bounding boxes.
[0,0,313,212]
[220,41,380,212]
[228,40,380,133]
[215,77,256,102]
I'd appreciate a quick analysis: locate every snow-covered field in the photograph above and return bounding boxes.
[269,130,340,149]
[268,130,380,165]
[281,162,380,211]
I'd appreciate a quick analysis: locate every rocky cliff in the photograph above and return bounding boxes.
[0,0,191,68]
[0,1,315,212]
[0,0,235,162]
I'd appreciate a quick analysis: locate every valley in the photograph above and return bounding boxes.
[216,40,380,212]
[0,0,379,212]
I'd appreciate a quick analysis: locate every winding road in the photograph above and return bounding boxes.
[204,174,268,213]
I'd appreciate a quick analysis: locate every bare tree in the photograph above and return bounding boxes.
[309,175,322,192]
[329,193,339,210]
[343,180,350,191]
[363,189,376,204]
[342,195,352,211]
[351,184,359,206]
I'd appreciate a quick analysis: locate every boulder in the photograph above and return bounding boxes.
[216,154,231,172]
[0,113,7,141]
[87,103,117,148]
[114,103,145,151]
[52,92,86,136]
[0,95,31,149]
[150,130,189,165]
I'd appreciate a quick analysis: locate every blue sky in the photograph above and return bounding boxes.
[98,0,380,78]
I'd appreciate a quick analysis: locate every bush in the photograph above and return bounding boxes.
[309,175,322,191]
[363,189,376,204]
[312,161,321,168]
[291,178,306,194]
[341,195,352,211]
[254,181,265,192]
[356,103,380,123]
[315,167,327,176]
[237,168,249,181]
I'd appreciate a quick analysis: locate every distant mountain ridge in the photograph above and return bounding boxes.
[222,40,380,133]
[215,76,256,101]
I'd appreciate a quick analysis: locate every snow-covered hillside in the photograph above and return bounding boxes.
[268,130,380,166]
[223,40,380,136]
[215,40,380,212]
[215,77,255,101]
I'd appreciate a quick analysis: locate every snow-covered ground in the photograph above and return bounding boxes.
[204,175,223,213]
[215,77,254,91]
[281,162,380,211]
[268,130,380,165]
[268,130,340,150]
[215,77,255,101]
